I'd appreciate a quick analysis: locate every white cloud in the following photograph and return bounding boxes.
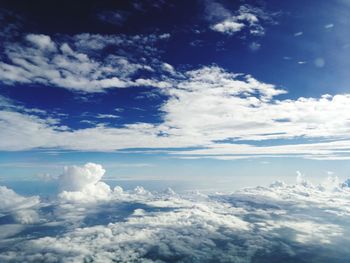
[0,33,173,92]
[96,114,119,119]
[2,65,350,159]
[0,166,350,262]
[294,31,303,37]
[25,34,57,52]
[58,163,105,191]
[58,163,111,203]
[13,210,40,224]
[207,3,274,36]
[325,23,334,29]
[0,186,40,225]
[0,186,39,214]
[211,20,245,34]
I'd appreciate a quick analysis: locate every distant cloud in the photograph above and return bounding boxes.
[0,186,40,224]
[3,65,350,159]
[294,31,303,36]
[249,41,261,51]
[211,20,245,35]
[314,57,325,68]
[325,23,334,29]
[0,165,350,261]
[97,10,129,26]
[205,2,276,36]
[58,163,111,203]
[96,114,119,119]
[0,33,173,92]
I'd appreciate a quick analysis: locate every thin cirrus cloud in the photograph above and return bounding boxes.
[0,163,349,262]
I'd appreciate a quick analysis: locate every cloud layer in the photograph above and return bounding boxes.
[0,163,349,262]
[1,62,350,159]
[0,10,348,161]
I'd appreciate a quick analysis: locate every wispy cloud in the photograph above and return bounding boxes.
[97,10,129,26]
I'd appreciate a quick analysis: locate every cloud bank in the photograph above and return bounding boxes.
[2,63,350,160]
[0,10,348,160]
[0,163,349,262]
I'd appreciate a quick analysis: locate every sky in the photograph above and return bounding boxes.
[1,0,350,191]
[2,1,350,262]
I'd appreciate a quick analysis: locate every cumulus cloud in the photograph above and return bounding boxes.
[211,20,245,34]
[0,164,350,262]
[57,163,111,203]
[0,186,39,213]
[0,186,40,224]
[206,2,275,36]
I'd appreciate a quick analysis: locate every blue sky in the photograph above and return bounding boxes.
[2,2,350,261]
[1,0,350,190]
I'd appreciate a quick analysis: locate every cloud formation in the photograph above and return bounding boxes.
[205,3,275,36]
[0,163,350,262]
[0,33,172,92]
[58,163,111,203]
[2,64,350,159]
[0,186,40,224]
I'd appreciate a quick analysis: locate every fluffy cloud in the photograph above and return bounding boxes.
[0,186,40,224]
[58,163,106,191]
[0,164,349,262]
[2,65,350,159]
[206,3,275,36]
[211,20,245,34]
[0,33,172,92]
[0,186,39,213]
[57,163,111,203]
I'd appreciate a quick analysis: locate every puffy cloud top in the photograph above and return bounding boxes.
[58,163,106,192]
[0,164,350,262]
[58,163,111,203]
[0,186,39,213]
